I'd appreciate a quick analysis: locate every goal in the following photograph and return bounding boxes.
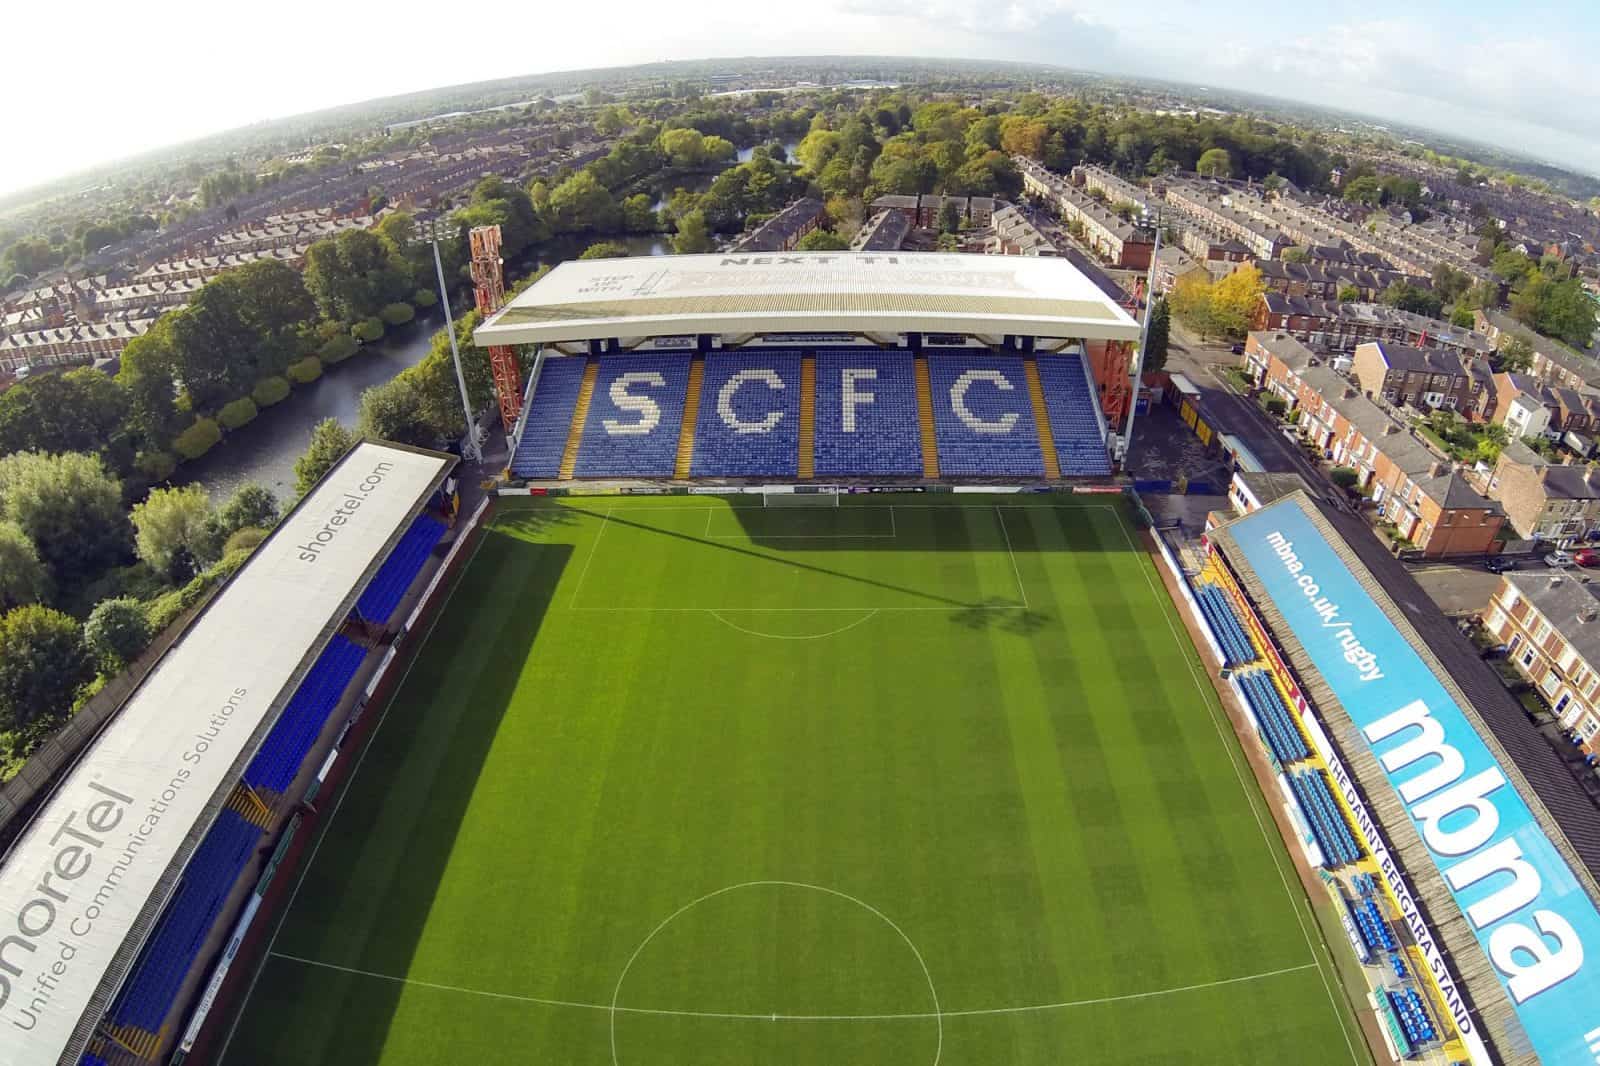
[763,487,842,507]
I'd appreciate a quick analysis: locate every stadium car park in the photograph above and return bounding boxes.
[2,253,1599,1066]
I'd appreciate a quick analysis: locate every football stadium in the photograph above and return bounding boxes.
[2,251,1599,1066]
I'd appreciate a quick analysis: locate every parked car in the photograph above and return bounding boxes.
[1484,556,1516,573]
[1279,426,1299,443]
[1577,548,1600,568]
[1548,550,1575,568]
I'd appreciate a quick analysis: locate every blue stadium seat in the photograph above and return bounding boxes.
[1034,353,1111,476]
[108,810,263,1033]
[243,636,367,794]
[691,351,802,477]
[813,350,922,476]
[574,353,693,477]
[356,515,447,623]
[509,357,588,479]
[925,352,1044,477]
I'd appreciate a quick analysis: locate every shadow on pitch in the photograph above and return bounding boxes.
[240,536,575,1063]
[948,597,1055,634]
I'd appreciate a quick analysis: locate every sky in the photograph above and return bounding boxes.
[3,0,1598,198]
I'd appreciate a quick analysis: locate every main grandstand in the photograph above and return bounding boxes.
[472,252,1142,483]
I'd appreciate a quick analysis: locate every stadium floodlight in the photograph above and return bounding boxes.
[1119,205,1163,471]
[416,216,483,463]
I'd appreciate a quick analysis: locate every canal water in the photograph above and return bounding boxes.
[180,233,672,500]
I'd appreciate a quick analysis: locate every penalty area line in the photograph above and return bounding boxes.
[265,951,1316,1022]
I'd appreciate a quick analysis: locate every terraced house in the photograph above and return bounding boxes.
[1481,571,1600,758]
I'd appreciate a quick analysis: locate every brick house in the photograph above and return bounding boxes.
[1481,573,1600,757]
[1244,332,1506,556]
[1488,442,1600,543]
[1349,341,1475,411]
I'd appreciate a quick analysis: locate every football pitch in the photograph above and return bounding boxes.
[220,494,1366,1065]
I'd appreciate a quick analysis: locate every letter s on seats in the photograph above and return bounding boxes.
[603,372,666,435]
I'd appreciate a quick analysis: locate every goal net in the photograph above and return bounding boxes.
[763,488,842,507]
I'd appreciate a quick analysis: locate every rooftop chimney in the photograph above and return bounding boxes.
[1343,386,1357,399]
[1384,423,1400,435]
[1428,461,1444,477]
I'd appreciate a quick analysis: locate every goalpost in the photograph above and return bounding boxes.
[762,486,842,507]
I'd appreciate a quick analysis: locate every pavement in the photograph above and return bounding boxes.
[1158,331,1354,514]
[1403,559,1506,617]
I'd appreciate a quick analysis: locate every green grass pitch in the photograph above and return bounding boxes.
[220,494,1367,1066]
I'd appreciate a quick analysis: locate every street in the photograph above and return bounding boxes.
[1158,327,1352,512]
[1404,560,1506,617]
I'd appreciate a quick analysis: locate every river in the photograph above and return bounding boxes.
[179,232,673,500]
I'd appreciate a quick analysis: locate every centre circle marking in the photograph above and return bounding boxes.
[706,609,880,640]
[608,880,943,1066]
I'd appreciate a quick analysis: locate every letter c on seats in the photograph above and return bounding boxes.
[718,369,785,434]
[951,370,1018,433]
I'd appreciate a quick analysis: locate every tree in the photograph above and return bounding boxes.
[1381,282,1444,319]
[1337,284,1362,302]
[357,374,442,446]
[1210,264,1267,336]
[1342,176,1383,206]
[673,210,713,254]
[579,241,631,259]
[198,484,279,564]
[1497,335,1536,372]
[793,230,849,252]
[1144,299,1170,374]
[0,605,93,737]
[0,451,130,595]
[1329,467,1360,492]
[1280,246,1310,264]
[1197,148,1233,180]
[0,368,131,468]
[543,171,622,235]
[937,199,962,234]
[1432,263,1473,306]
[303,229,414,324]
[83,597,152,672]
[0,521,49,610]
[132,485,212,574]
[294,419,358,496]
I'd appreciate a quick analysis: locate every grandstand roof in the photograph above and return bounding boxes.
[472,252,1143,347]
[1209,491,1600,1066]
[0,441,451,1066]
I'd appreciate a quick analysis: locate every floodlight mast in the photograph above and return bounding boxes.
[1118,206,1163,472]
[419,217,483,462]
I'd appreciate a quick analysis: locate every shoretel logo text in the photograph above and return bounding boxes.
[1365,697,1584,1003]
[298,461,395,564]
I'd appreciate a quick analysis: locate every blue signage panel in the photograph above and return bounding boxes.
[1229,499,1600,1065]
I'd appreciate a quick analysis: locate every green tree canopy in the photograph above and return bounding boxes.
[83,597,153,672]
[0,368,130,466]
[673,210,713,254]
[0,604,93,738]
[132,485,212,575]
[199,484,279,564]
[295,419,359,497]
[0,521,50,611]
[0,451,130,595]
[1196,148,1233,179]
[793,230,849,252]
[303,229,415,324]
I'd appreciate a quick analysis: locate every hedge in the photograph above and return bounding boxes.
[135,450,177,482]
[351,318,384,344]
[172,418,222,461]
[379,302,415,326]
[412,287,438,308]
[252,375,291,407]
[287,356,324,384]
[218,396,259,430]
[321,334,360,364]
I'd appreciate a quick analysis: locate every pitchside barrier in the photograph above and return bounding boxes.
[172,495,494,1064]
